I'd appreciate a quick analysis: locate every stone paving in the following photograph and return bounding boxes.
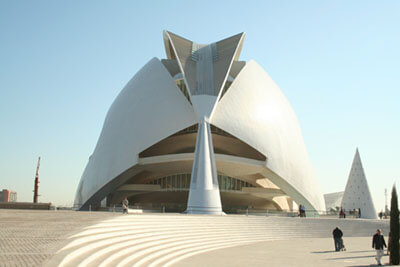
[0,210,391,267]
[0,209,117,267]
[176,237,392,267]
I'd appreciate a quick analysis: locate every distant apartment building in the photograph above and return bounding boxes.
[0,189,17,202]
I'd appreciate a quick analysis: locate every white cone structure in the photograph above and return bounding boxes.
[341,149,377,219]
[186,120,223,214]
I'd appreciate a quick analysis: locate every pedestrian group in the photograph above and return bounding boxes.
[332,227,388,266]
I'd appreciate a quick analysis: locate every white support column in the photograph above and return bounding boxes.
[186,120,224,214]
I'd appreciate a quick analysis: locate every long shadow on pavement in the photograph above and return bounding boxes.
[312,250,371,254]
[346,250,374,253]
[327,255,376,260]
[347,264,390,267]
[311,250,371,254]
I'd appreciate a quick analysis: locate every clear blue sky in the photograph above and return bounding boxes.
[0,1,399,210]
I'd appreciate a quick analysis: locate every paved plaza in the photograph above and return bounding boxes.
[0,209,117,266]
[0,210,391,267]
[176,237,391,267]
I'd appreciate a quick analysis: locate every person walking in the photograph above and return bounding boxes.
[122,197,129,214]
[339,208,344,218]
[300,204,306,217]
[372,229,387,265]
[298,204,305,217]
[333,227,343,251]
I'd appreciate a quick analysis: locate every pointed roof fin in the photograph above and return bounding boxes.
[163,30,245,98]
[213,32,245,97]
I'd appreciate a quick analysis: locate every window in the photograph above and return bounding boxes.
[220,76,234,98]
[177,174,181,189]
[146,173,253,191]
[167,176,172,189]
[185,174,190,188]
[175,79,191,102]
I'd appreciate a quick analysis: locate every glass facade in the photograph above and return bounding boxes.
[173,123,233,137]
[175,79,191,102]
[220,80,232,98]
[175,77,233,105]
[147,173,255,191]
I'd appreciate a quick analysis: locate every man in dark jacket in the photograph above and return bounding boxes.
[372,229,387,265]
[333,227,343,251]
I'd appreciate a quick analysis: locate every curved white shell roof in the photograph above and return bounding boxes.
[212,60,325,212]
[75,55,325,213]
[75,58,197,207]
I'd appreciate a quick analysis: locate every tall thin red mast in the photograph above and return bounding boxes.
[33,156,40,203]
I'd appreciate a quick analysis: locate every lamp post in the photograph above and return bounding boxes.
[385,188,388,218]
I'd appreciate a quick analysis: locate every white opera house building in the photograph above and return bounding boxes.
[74,31,326,215]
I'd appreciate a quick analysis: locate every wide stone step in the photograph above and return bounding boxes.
[46,214,388,267]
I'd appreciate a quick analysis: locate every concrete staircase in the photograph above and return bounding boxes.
[46,214,389,267]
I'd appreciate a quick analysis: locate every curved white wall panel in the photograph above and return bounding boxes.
[75,58,197,207]
[211,60,325,212]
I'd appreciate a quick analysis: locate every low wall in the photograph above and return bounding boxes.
[0,202,52,210]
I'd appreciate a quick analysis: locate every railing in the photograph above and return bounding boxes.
[233,208,298,217]
[68,204,388,219]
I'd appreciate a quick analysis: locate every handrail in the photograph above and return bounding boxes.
[69,203,386,219]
